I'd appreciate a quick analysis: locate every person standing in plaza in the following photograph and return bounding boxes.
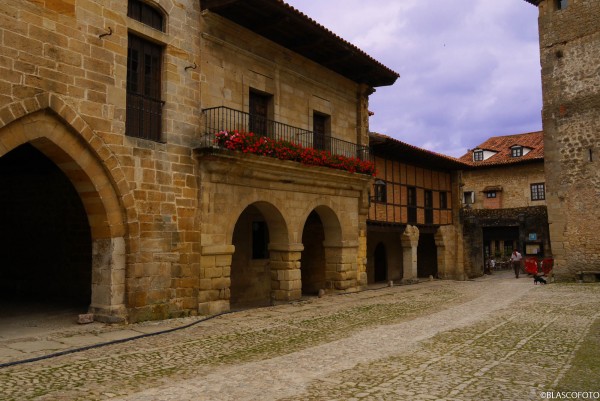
[510,249,522,278]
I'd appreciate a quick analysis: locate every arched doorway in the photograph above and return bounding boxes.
[0,106,130,323]
[300,211,326,295]
[230,203,288,309]
[0,144,92,309]
[374,242,387,283]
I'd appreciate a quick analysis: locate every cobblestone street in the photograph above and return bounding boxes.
[1,271,599,401]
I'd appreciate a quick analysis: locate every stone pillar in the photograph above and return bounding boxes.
[356,228,368,287]
[401,225,420,283]
[198,244,234,315]
[269,243,303,303]
[89,237,127,323]
[435,225,463,280]
[324,240,359,291]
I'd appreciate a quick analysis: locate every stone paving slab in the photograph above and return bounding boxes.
[0,272,599,401]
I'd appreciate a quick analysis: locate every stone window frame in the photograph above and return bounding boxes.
[531,183,546,201]
[126,0,169,142]
[556,0,568,10]
[463,191,475,206]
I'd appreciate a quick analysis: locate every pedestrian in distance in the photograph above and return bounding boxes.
[510,249,522,278]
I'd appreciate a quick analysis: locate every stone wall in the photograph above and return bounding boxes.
[199,12,370,147]
[460,162,546,210]
[535,0,600,278]
[0,0,378,321]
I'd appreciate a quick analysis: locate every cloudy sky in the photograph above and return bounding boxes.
[284,0,543,157]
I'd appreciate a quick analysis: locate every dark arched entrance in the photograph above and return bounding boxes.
[230,205,272,308]
[374,242,387,282]
[301,211,326,295]
[417,233,438,278]
[0,144,92,306]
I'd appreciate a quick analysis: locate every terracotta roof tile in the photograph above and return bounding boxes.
[370,132,468,169]
[459,131,544,167]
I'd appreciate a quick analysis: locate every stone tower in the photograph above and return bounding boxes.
[525,0,600,279]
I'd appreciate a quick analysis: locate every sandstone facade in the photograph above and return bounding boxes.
[0,0,397,322]
[458,131,550,277]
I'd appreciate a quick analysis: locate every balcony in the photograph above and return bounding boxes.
[197,106,371,161]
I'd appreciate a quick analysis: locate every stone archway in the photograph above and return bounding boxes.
[231,204,276,308]
[300,211,326,295]
[0,97,134,322]
[300,205,356,292]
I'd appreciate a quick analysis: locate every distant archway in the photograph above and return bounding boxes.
[374,242,388,283]
[417,233,438,278]
[300,205,343,293]
[230,202,288,308]
[301,211,326,295]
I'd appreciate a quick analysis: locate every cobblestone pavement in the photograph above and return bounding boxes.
[1,271,599,401]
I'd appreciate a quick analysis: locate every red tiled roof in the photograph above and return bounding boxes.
[523,0,540,5]
[370,132,468,170]
[458,131,544,167]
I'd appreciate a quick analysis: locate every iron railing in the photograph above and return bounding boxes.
[126,92,165,142]
[199,106,371,160]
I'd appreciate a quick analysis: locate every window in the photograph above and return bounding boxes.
[463,191,475,205]
[249,91,273,136]
[407,186,417,224]
[374,180,387,203]
[486,191,497,199]
[126,35,163,141]
[511,146,523,157]
[473,150,484,162]
[424,190,433,224]
[557,0,568,10]
[439,192,448,209]
[313,112,331,151]
[128,0,164,30]
[126,0,165,141]
[531,183,546,201]
[252,221,269,259]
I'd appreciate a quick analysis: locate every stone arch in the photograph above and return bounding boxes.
[229,201,296,308]
[0,94,136,322]
[227,200,290,247]
[298,204,344,246]
[299,204,358,292]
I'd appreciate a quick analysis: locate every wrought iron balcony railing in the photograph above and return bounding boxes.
[198,106,371,161]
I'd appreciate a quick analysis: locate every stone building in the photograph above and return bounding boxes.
[458,131,551,276]
[367,133,467,282]
[0,0,397,322]
[524,0,600,280]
